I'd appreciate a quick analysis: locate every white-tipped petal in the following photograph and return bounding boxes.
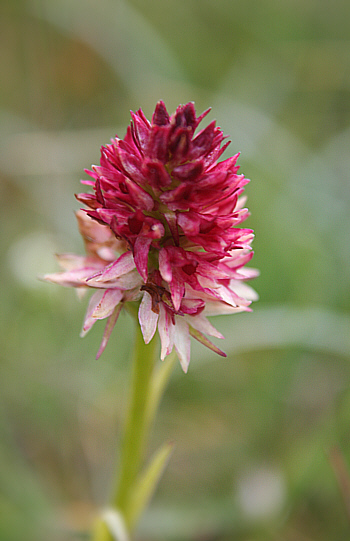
[87,269,143,290]
[186,313,224,339]
[94,251,135,282]
[158,304,175,360]
[92,289,124,319]
[96,303,123,359]
[230,280,259,301]
[174,316,191,373]
[203,300,249,316]
[235,266,260,280]
[81,290,105,336]
[43,267,99,287]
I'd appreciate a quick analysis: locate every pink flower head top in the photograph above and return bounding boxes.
[44,102,258,372]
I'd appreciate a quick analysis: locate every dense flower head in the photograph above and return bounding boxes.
[44,102,258,372]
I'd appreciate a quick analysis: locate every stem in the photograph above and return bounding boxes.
[92,322,171,541]
[113,324,157,524]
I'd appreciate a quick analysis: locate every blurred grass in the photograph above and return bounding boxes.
[1,0,350,540]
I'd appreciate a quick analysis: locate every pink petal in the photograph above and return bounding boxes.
[180,298,205,315]
[164,213,179,245]
[169,273,185,312]
[138,291,159,344]
[177,213,200,236]
[131,109,151,151]
[172,160,203,181]
[43,268,99,288]
[86,269,143,290]
[118,147,144,184]
[147,125,170,162]
[196,106,211,126]
[96,303,123,359]
[152,100,170,126]
[124,177,154,211]
[189,120,217,159]
[92,289,124,319]
[81,290,105,336]
[142,159,171,188]
[93,251,135,282]
[158,247,172,282]
[134,236,152,282]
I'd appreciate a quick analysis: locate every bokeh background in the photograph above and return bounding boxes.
[1,1,350,540]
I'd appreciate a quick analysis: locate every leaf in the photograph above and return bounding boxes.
[145,350,177,430]
[127,441,174,530]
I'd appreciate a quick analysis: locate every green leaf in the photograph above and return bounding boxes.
[127,441,174,530]
[145,350,177,431]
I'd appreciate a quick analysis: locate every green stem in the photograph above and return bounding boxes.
[113,324,157,524]
[92,323,171,541]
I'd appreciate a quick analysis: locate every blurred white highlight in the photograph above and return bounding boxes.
[237,466,286,521]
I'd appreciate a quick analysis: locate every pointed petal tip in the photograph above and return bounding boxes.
[197,107,212,124]
[175,350,190,373]
[181,362,189,374]
[80,329,87,338]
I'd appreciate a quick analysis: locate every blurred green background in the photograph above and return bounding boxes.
[1,0,350,540]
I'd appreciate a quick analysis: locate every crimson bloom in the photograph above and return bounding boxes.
[44,102,258,372]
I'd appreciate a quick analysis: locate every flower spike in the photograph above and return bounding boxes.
[44,102,258,370]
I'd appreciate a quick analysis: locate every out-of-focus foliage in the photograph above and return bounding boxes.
[1,0,350,540]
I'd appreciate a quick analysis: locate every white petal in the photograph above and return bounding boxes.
[215,284,239,306]
[138,291,159,344]
[229,280,259,301]
[174,316,191,373]
[203,300,249,316]
[236,194,247,210]
[235,267,260,280]
[213,284,252,307]
[186,313,224,339]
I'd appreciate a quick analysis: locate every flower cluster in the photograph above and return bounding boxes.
[44,102,258,371]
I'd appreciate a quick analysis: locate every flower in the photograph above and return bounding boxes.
[44,102,258,372]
